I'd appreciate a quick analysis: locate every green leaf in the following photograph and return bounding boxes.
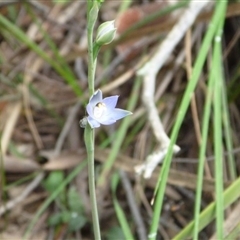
[68,213,87,232]
[67,187,84,213]
[43,171,64,193]
[48,213,62,226]
[105,226,125,240]
[61,210,71,223]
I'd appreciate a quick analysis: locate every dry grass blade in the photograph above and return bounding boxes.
[1,102,22,155]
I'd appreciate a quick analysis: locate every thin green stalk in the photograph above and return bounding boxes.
[193,58,215,240]
[193,5,227,237]
[84,125,100,239]
[111,172,135,240]
[3,172,37,191]
[148,2,228,239]
[221,79,236,180]
[118,0,132,13]
[86,1,101,239]
[87,1,98,96]
[213,21,225,239]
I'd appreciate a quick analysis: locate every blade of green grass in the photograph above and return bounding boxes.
[118,0,132,13]
[173,176,240,239]
[149,1,228,239]
[213,20,225,238]
[24,3,75,78]
[193,51,215,240]
[0,15,82,97]
[3,172,37,191]
[221,78,237,181]
[111,172,135,240]
[227,61,240,102]
[213,37,224,239]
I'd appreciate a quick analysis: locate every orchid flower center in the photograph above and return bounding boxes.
[93,102,107,119]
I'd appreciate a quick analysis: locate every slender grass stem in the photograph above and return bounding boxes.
[222,75,237,180]
[213,14,226,238]
[193,4,227,237]
[193,58,214,240]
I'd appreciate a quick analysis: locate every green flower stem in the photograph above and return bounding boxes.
[86,1,101,239]
[87,1,98,95]
[84,125,101,239]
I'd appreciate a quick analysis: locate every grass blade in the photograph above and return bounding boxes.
[0,15,82,97]
[173,176,240,239]
[111,172,135,240]
[149,2,228,239]
[193,52,215,240]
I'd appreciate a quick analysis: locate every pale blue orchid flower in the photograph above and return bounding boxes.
[86,89,132,128]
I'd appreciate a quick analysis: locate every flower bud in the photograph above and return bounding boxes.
[96,20,116,45]
[79,117,88,128]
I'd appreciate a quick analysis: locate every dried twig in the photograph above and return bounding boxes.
[136,0,211,178]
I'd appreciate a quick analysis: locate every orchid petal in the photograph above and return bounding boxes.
[89,89,102,107]
[102,96,119,109]
[87,116,101,128]
[86,89,132,128]
[86,102,94,118]
[97,108,132,125]
[99,118,116,125]
[111,108,132,121]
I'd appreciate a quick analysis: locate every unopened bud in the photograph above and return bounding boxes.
[96,20,116,45]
